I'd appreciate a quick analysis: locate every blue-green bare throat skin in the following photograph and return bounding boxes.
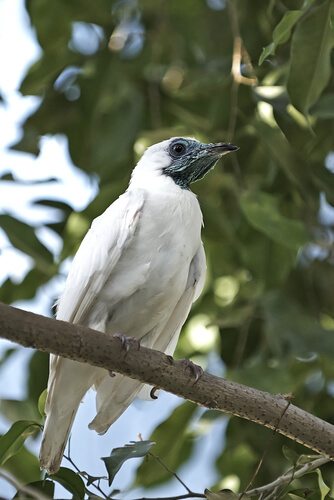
[163,138,239,189]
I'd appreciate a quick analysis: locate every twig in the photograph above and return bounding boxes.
[240,401,292,499]
[136,433,205,498]
[112,457,331,500]
[232,315,252,369]
[226,0,257,187]
[123,495,205,500]
[0,470,51,500]
[63,454,109,499]
[243,456,331,498]
[135,432,204,499]
[148,452,195,495]
[227,0,257,143]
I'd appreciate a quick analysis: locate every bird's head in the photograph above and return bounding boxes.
[131,137,238,190]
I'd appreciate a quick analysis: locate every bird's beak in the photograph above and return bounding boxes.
[203,142,239,156]
[180,140,239,185]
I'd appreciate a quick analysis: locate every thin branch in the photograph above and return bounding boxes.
[227,0,258,90]
[148,452,194,495]
[137,433,195,495]
[63,454,109,500]
[243,456,331,498]
[121,494,205,500]
[1,303,334,461]
[226,0,257,186]
[0,470,51,500]
[240,401,291,499]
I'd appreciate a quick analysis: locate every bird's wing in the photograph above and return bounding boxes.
[40,189,145,474]
[56,188,145,325]
[151,242,206,352]
[47,187,145,408]
[137,243,206,400]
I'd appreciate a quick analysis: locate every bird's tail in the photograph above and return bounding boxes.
[39,403,79,475]
[39,357,102,475]
[88,373,144,434]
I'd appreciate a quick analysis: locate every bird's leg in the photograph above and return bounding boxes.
[175,358,204,383]
[114,333,141,355]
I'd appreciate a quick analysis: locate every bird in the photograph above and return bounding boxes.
[39,136,238,474]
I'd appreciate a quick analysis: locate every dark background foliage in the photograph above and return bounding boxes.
[1,0,334,497]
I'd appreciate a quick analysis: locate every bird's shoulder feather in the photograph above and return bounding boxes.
[56,188,145,325]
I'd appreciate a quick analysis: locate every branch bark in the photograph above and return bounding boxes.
[0,302,334,459]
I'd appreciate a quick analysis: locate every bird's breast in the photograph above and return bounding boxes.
[102,189,204,338]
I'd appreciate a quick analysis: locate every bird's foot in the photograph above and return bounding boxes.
[164,354,174,364]
[114,334,140,355]
[175,358,204,383]
[150,387,159,400]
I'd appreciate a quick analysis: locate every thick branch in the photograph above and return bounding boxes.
[0,302,334,459]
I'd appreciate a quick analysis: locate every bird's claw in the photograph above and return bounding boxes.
[176,358,204,383]
[150,387,159,400]
[114,334,140,355]
[164,354,174,364]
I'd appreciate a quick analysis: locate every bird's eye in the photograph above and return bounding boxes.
[171,142,186,156]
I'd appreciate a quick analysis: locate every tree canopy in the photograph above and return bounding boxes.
[1,0,334,498]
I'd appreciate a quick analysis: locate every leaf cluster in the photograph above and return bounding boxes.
[1,0,334,497]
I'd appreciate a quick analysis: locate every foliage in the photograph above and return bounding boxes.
[102,440,155,486]
[1,0,334,497]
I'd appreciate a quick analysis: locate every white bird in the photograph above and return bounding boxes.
[39,137,238,474]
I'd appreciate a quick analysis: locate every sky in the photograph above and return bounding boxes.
[0,0,228,497]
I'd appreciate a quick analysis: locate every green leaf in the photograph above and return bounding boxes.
[0,268,52,303]
[0,347,17,368]
[102,440,155,486]
[310,93,334,118]
[0,420,41,466]
[259,0,317,65]
[20,52,82,96]
[311,468,330,500]
[14,480,54,499]
[288,493,307,500]
[135,402,198,488]
[28,350,49,406]
[0,214,54,271]
[240,191,307,250]
[38,389,48,418]
[84,494,106,500]
[5,446,42,487]
[90,82,144,181]
[252,118,302,187]
[205,490,238,500]
[287,0,334,114]
[238,235,295,288]
[0,399,41,423]
[47,467,85,500]
[297,454,324,466]
[261,291,334,359]
[85,473,106,486]
[282,445,299,465]
[259,11,304,65]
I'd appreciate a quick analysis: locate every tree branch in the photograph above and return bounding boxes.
[0,302,334,460]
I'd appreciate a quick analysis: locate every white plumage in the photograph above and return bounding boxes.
[39,137,237,474]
